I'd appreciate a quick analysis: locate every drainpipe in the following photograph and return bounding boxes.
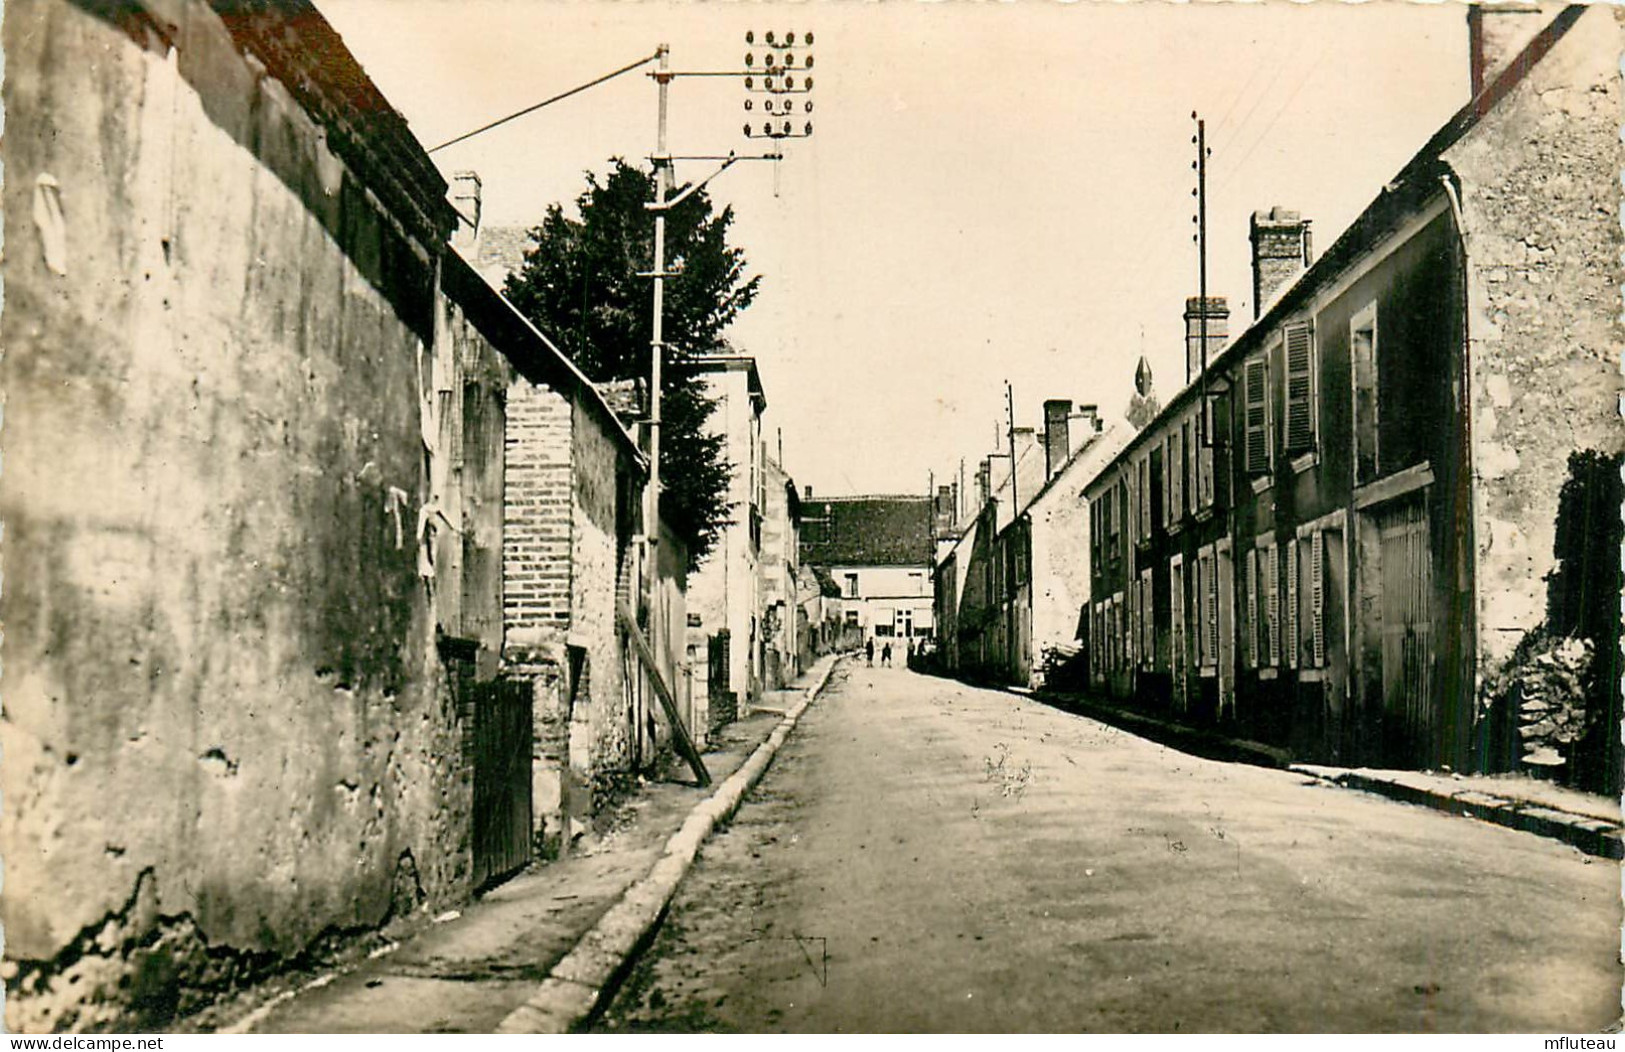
[1440,170,1482,771]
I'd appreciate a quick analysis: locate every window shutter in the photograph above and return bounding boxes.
[1266,546,1280,666]
[1246,549,1258,668]
[1245,359,1268,474]
[1311,530,1326,668]
[1171,433,1183,522]
[1132,585,1141,666]
[1205,554,1219,666]
[1285,322,1315,453]
[1162,439,1171,527]
[1286,540,1299,670]
[1143,571,1152,663]
[1144,458,1157,543]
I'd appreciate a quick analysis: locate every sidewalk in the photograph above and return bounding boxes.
[202,654,840,1034]
[1027,684,1620,858]
[1292,764,1623,860]
[1031,687,1293,769]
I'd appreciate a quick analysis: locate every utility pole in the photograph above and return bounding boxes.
[636,33,815,776]
[1192,111,1211,448]
[1006,379,1019,512]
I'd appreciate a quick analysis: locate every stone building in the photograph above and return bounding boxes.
[934,402,1124,686]
[801,496,936,652]
[1084,4,1624,791]
[685,355,768,731]
[759,453,805,689]
[0,0,676,1030]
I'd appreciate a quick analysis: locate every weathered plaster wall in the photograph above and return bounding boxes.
[570,398,635,777]
[1445,5,1625,677]
[1,0,504,1030]
[1029,467,1093,680]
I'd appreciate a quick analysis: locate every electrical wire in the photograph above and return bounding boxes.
[427,50,661,154]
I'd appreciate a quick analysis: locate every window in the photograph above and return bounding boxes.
[844,572,859,598]
[1243,356,1272,475]
[901,608,915,638]
[1351,305,1379,483]
[1198,407,1215,509]
[845,610,859,627]
[1284,321,1316,455]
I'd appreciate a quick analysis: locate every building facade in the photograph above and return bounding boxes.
[685,356,768,729]
[935,403,1125,686]
[801,496,935,651]
[1085,4,1624,791]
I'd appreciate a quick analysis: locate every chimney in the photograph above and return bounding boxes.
[976,459,992,508]
[450,171,483,254]
[1250,208,1312,318]
[1007,427,1038,504]
[1184,296,1230,382]
[1468,4,1548,100]
[1076,404,1101,440]
[1044,400,1073,479]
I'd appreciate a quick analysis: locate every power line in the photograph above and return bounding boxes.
[427,50,661,154]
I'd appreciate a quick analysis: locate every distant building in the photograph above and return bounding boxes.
[759,453,804,689]
[935,402,1125,686]
[685,356,768,729]
[801,495,935,649]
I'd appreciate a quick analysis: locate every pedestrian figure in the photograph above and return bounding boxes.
[866,639,875,666]
[881,643,893,667]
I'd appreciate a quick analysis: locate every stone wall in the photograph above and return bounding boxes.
[1,0,509,1030]
[1446,6,1624,673]
[1445,4,1625,782]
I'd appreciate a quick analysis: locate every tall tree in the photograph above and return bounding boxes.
[504,160,760,568]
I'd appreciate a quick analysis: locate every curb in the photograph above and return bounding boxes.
[495,656,843,1034]
[1291,766,1624,860]
[1025,687,1292,770]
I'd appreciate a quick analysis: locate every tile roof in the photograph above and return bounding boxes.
[800,496,933,568]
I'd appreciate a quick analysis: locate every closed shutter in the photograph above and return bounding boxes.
[1146,570,1156,662]
[1245,359,1268,474]
[1285,322,1315,453]
[1178,429,1187,519]
[1131,578,1144,663]
[1311,530,1326,668]
[1246,549,1258,668]
[1140,457,1151,540]
[1266,546,1280,666]
[1286,540,1299,670]
[1205,553,1219,665]
[1162,438,1172,527]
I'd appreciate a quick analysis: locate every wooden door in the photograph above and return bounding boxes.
[1378,500,1434,765]
[472,677,535,889]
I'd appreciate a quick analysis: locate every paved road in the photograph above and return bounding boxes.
[598,664,1622,1033]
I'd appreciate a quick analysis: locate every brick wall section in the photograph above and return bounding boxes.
[503,379,574,659]
[1444,5,1625,677]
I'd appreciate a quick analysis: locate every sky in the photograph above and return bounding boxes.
[318,0,1469,500]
